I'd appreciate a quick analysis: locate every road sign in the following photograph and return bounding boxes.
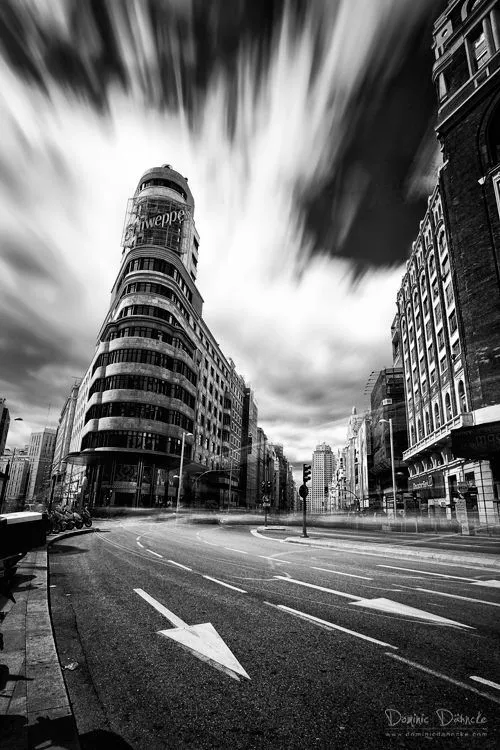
[299,484,309,498]
[262,501,271,508]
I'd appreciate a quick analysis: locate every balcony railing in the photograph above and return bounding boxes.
[403,412,473,461]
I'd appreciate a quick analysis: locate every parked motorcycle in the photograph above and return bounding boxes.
[72,509,84,529]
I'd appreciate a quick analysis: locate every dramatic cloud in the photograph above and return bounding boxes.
[0,0,442,467]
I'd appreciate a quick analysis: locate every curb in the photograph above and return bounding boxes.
[252,528,500,569]
[46,527,96,547]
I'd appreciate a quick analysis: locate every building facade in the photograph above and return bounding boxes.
[25,428,57,504]
[65,164,261,509]
[396,0,500,527]
[51,381,80,506]
[311,443,336,513]
[0,398,10,457]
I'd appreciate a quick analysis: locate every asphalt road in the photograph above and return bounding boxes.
[49,519,500,749]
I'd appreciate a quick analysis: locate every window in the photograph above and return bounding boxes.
[429,253,436,276]
[471,28,490,70]
[437,329,445,350]
[452,340,461,360]
[434,402,441,428]
[445,392,453,421]
[428,343,435,363]
[441,255,450,278]
[440,355,448,374]
[425,411,431,433]
[432,279,439,299]
[425,320,432,340]
[448,310,458,334]
[435,303,442,325]
[445,283,454,306]
[458,381,467,412]
[423,296,429,316]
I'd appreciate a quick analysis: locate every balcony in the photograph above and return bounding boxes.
[403,412,473,461]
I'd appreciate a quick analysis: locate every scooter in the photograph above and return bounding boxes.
[81,505,92,528]
[72,509,84,529]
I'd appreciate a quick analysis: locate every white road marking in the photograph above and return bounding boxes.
[202,575,247,593]
[134,588,250,681]
[350,597,473,629]
[167,560,192,572]
[146,549,163,558]
[273,575,361,600]
[385,653,500,705]
[224,547,248,554]
[265,602,397,649]
[312,566,372,580]
[471,579,500,588]
[412,587,500,608]
[136,537,141,541]
[378,565,475,581]
[137,541,144,549]
[258,555,292,563]
[470,676,500,691]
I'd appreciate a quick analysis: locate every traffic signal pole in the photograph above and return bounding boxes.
[300,463,311,538]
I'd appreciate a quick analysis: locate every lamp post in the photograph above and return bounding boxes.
[176,432,193,516]
[380,418,396,520]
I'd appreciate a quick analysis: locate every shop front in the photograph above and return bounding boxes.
[408,470,446,516]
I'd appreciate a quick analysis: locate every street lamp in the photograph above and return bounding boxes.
[379,418,396,519]
[176,432,193,516]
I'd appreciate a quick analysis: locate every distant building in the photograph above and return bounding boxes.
[369,368,409,514]
[311,443,336,513]
[241,387,259,508]
[0,398,10,457]
[26,428,57,504]
[51,381,80,505]
[4,448,30,512]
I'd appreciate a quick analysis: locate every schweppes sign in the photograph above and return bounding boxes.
[131,208,186,232]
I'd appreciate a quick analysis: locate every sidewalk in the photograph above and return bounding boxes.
[256,526,500,568]
[0,531,93,749]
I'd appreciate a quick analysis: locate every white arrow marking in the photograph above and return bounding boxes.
[471,579,500,588]
[134,588,250,681]
[274,576,473,628]
[350,598,473,629]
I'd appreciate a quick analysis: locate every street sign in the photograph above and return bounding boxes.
[262,502,271,508]
[299,484,309,498]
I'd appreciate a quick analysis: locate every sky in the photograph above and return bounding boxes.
[0,0,443,480]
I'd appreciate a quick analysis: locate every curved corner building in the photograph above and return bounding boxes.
[68,164,245,508]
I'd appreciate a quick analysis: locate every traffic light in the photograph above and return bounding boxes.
[303,464,311,484]
[266,481,272,494]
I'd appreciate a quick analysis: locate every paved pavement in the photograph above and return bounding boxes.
[1,520,499,748]
[0,530,94,750]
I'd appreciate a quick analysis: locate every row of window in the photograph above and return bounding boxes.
[85,402,194,431]
[118,304,182,329]
[88,375,196,408]
[121,257,192,303]
[82,430,192,455]
[92,348,197,385]
[121,281,190,320]
[409,381,467,445]
[105,326,194,358]
[139,178,188,201]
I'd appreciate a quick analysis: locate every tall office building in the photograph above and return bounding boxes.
[67,164,252,508]
[396,0,500,524]
[26,428,57,504]
[311,443,336,513]
[51,381,80,505]
[0,398,10,457]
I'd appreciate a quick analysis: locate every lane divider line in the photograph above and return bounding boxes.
[385,653,500,706]
[202,575,247,593]
[470,676,500,691]
[224,548,248,554]
[412,587,500,608]
[168,560,192,572]
[377,565,475,581]
[258,555,292,563]
[264,602,397,649]
[146,549,163,558]
[312,566,372,580]
[274,575,361,600]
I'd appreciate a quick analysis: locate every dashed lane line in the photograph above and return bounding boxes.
[385,653,500,706]
[378,565,479,581]
[167,560,192,571]
[224,548,249,554]
[265,602,398,649]
[202,575,248,594]
[470,676,500,691]
[146,549,163,558]
[311,566,372,580]
[273,575,361,600]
